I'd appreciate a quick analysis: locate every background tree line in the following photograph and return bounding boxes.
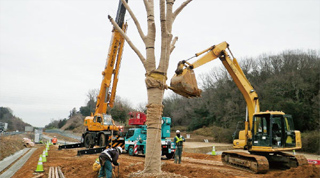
[43,50,319,153]
[44,92,134,130]
[0,107,31,131]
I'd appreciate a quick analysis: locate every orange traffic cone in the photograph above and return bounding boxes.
[35,156,44,172]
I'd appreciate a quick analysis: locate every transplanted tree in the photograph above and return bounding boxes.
[108,0,192,174]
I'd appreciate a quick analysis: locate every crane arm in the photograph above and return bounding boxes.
[94,0,128,116]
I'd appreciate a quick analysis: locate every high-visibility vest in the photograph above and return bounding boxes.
[175,136,184,143]
[52,138,57,143]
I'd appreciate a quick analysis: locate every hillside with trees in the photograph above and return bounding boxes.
[45,96,134,132]
[0,107,31,131]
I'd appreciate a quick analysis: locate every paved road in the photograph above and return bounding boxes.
[42,135,79,145]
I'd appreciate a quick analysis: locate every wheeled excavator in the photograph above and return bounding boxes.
[169,41,308,173]
[82,0,128,149]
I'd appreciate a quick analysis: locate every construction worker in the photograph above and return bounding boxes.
[51,136,57,145]
[174,130,185,164]
[98,147,122,178]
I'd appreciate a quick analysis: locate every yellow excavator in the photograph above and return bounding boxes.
[82,0,128,149]
[170,41,308,173]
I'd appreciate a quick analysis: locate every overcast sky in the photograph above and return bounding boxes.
[0,0,319,128]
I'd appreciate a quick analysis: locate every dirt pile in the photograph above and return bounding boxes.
[0,134,33,161]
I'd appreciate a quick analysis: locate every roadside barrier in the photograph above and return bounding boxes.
[308,157,320,165]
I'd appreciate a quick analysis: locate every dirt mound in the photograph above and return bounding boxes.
[183,152,221,161]
[0,134,33,161]
[263,165,320,178]
[60,114,84,132]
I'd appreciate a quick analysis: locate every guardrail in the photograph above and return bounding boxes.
[0,131,25,136]
[45,129,82,140]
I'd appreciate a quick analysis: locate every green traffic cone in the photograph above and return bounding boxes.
[42,152,47,162]
[211,146,216,155]
[35,157,44,172]
[38,155,43,162]
[44,149,48,156]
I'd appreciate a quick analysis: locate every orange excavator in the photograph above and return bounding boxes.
[82,0,128,149]
[169,41,308,173]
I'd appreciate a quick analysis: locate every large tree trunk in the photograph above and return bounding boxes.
[144,88,164,173]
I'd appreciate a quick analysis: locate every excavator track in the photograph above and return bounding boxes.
[222,151,269,174]
[268,152,308,168]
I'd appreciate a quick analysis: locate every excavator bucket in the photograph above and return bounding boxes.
[170,68,202,98]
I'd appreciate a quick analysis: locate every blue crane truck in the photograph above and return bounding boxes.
[124,112,175,159]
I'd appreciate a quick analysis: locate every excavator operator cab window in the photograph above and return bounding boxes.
[252,114,270,147]
[283,115,296,147]
[270,114,297,147]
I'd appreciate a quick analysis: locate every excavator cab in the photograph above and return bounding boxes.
[251,112,297,149]
[170,61,202,97]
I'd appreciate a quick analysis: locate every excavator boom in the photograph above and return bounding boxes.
[170,41,259,131]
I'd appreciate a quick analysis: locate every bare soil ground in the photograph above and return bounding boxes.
[10,145,320,178]
[2,133,320,178]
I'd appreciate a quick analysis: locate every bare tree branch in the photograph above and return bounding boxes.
[120,0,146,42]
[170,36,178,53]
[172,0,192,23]
[144,0,156,40]
[166,0,174,33]
[143,0,151,14]
[108,15,146,67]
[160,0,167,34]
[144,0,156,71]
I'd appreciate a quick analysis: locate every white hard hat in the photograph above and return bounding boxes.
[176,130,180,133]
[116,147,122,154]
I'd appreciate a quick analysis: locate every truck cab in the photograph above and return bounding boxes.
[124,113,175,159]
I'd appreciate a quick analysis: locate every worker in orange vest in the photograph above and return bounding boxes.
[52,136,57,145]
